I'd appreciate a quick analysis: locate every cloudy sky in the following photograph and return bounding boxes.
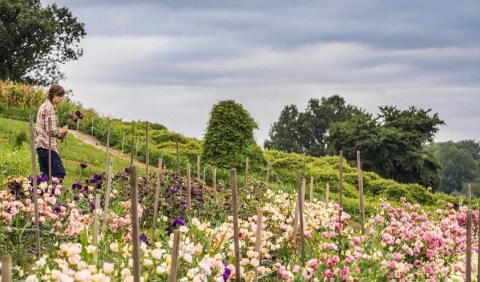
[42,0,480,145]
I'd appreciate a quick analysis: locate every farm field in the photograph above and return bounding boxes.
[1,117,478,281]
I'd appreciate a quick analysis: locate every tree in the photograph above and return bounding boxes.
[203,100,266,170]
[329,106,444,191]
[264,105,301,153]
[0,0,86,85]
[265,95,366,156]
[426,140,480,194]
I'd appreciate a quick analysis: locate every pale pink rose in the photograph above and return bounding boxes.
[103,262,114,274]
[292,265,300,273]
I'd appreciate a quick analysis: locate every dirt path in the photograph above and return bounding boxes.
[69,130,146,168]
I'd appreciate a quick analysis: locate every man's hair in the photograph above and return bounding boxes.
[48,84,65,102]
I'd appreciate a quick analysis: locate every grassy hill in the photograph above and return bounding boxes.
[0,116,461,222]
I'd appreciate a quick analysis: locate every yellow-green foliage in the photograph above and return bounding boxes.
[0,81,45,108]
[264,149,458,208]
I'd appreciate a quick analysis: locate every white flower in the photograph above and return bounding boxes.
[35,257,47,267]
[199,261,211,275]
[25,275,39,282]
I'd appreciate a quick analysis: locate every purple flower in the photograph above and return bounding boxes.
[89,202,95,213]
[80,163,87,169]
[73,118,78,123]
[75,110,83,120]
[223,267,232,280]
[67,113,73,120]
[73,195,80,201]
[54,205,62,213]
[172,187,178,193]
[170,217,185,228]
[71,183,82,190]
[139,234,149,245]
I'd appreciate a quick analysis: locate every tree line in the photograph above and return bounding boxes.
[265,95,479,193]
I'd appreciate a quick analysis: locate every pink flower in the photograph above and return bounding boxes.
[340,266,350,280]
[323,269,333,279]
[307,259,319,270]
[392,253,403,260]
[303,268,314,279]
[292,265,300,273]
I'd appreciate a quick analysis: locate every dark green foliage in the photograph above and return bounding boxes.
[264,105,301,153]
[0,0,86,85]
[265,95,366,156]
[426,140,480,195]
[203,100,266,170]
[329,106,444,191]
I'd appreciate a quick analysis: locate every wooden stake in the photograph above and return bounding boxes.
[48,116,52,184]
[468,183,472,209]
[93,194,101,245]
[213,168,217,204]
[29,116,41,256]
[231,168,241,282]
[339,150,344,209]
[121,135,125,153]
[477,200,480,282]
[357,151,365,235]
[129,166,141,282]
[299,176,305,266]
[197,155,200,179]
[176,135,180,174]
[169,230,181,282]
[466,209,472,282]
[187,163,191,209]
[466,183,472,282]
[310,176,314,203]
[130,137,135,165]
[101,160,114,235]
[266,162,271,185]
[338,151,344,255]
[135,138,139,158]
[105,119,111,173]
[293,174,305,244]
[152,158,163,239]
[245,157,249,187]
[145,122,149,182]
[91,119,94,135]
[1,255,12,282]
[325,182,330,204]
[255,209,263,278]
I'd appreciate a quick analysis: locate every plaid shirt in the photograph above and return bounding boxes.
[35,99,60,152]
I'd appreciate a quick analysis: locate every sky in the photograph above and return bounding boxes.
[42,0,480,145]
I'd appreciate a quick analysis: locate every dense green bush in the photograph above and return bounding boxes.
[203,100,266,171]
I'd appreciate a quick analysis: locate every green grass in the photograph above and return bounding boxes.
[0,117,145,187]
[0,117,464,218]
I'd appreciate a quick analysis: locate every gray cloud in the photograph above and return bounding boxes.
[42,0,480,144]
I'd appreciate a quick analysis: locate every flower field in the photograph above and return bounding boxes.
[0,166,478,281]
